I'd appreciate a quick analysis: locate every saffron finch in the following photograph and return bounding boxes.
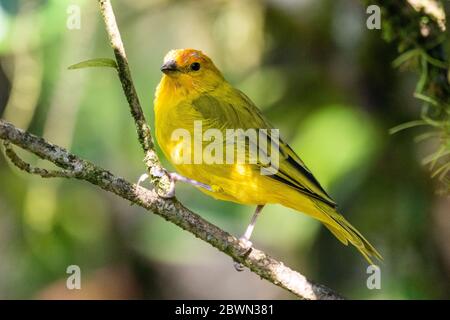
[153,49,382,264]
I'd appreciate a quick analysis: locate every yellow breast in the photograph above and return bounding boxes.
[154,75,265,204]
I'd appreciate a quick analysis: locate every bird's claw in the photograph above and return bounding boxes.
[233,237,253,272]
[234,261,245,272]
[137,169,219,198]
[150,166,167,178]
[159,177,176,198]
[239,236,253,250]
[136,173,149,188]
[137,168,176,198]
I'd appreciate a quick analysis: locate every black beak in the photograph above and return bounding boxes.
[160,60,178,74]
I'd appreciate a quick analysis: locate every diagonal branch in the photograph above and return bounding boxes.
[0,120,343,300]
[98,0,169,192]
[2,140,75,179]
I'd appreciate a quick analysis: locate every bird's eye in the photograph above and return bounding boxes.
[190,62,201,71]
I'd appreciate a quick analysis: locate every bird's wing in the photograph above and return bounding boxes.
[191,89,337,208]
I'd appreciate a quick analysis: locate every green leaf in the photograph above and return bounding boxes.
[392,48,421,68]
[68,58,117,70]
[423,53,448,69]
[389,120,429,135]
[431,162,450,179]
[414,92,439,107]
[415,55,428,94]
[423,147,450,168]
[414,131,439,143]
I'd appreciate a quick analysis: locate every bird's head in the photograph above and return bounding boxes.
[159,49,224,93]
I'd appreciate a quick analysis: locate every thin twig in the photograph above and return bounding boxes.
[98,0,167,190]
[3,140,75,179]
[0,119,344,300]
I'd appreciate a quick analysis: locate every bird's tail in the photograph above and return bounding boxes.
[311,200,383,265]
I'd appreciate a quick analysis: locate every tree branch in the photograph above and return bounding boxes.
[0,119,343,300]
[2,140,75,179]
[98,0,170,192]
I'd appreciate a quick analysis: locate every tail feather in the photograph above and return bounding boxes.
[313,200,383,264]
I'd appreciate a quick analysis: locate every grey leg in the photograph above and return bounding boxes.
[234,205,265,272]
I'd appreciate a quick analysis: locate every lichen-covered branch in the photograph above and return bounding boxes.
[3,140,75,179]
[0,119,343,300]
[98,0,152,153]
[98,0,170,192]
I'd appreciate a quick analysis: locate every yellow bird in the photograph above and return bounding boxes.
[153,48,382,264]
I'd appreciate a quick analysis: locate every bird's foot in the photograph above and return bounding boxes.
[154,168,176,198]
[233,236,253,272]
[239,236,253,250]
[136,173,149,187]
[139,168,220,198]
[136,168,175,198]
[161,176,176,199]
[137,166,168,188]
[233,261,245,272]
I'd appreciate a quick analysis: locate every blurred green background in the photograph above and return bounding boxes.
[0,0,449,299]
